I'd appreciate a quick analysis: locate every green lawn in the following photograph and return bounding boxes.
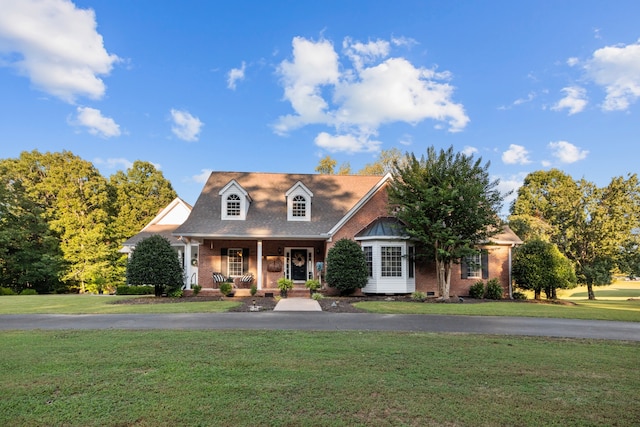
[0,294,239,314]
[355,281,640,322]
[1,330,638,426]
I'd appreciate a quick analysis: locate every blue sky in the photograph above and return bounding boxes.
[1,0,639,215]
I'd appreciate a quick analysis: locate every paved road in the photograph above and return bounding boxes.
[1,312,639,341]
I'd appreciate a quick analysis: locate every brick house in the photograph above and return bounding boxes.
[171,171,522,298]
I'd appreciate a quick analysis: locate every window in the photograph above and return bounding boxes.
[363,246,373,277]
[381,246,402,277]
[226,194,241,217]
[292,195,306,217]
[227,248,244,276]
[465,253,482,278]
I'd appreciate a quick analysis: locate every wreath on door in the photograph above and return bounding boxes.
[292,252,305,267]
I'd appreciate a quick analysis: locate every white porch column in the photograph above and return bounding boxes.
[257,240,263,290]
[183,238,192,289]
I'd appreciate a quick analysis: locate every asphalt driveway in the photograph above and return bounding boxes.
[1,312,639,341]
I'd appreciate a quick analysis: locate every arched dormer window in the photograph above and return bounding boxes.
[219,180,250,220]
[286,181,312,221]
[226,194,241,217]
[292,195,306,218]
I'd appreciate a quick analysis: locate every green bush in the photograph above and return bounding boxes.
[485,278,503,300]
[116,285,155,295]
[411,291,427,302]
[325,238,368,295]
[219,282,233,296]
[192,284,202,296]
[512,291,527,300]
[0,287,17,296]
[250,284,257,296]
[305,279,321,291]
[311,292,324,300]
[469,281,485,299]
[19,289,38,295]
[126,235,184,297]
[168,288,183,298]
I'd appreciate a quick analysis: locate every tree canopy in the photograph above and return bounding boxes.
[509,169,640,299]
[387,146,504,299]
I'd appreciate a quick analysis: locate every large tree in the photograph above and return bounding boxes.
[510,170,640,299]
[387,146,504,299]
[1,151,116,293]
[0,169,64,293]
[110,160,178,242]
[358,148,403,176]
[126,235,184,296]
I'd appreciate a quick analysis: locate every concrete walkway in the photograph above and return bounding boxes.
[273,297,321,311]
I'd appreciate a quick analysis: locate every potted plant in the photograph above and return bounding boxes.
[277,277,293,298]
[219,282,234,297]
[305,279,321,296]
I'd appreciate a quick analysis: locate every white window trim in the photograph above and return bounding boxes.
[465,253,482,278]
[286,181,313,222]
[219,180,251,220]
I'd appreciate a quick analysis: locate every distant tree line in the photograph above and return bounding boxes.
[0,150,177,294]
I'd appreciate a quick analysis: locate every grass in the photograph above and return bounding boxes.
[355,281,640,322]
[0,294,240,314]
[1,330,638,426]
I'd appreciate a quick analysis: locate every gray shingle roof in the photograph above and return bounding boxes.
[173,172,385,239]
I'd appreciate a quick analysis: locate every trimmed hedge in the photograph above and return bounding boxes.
[116,285,155,295]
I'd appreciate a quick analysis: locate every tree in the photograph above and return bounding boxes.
[126,235,184,296]
[512,239,576,300]
[358,148,403,175]
[387,146,504,299]
[0,151,116,293]
[325,238,368,295]
[0,170,64,293]
[315,155,337,174]
[510,170,640,299]
[110,160,178,242]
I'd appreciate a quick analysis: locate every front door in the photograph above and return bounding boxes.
[291,250,307,281]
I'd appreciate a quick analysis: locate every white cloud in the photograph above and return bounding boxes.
[227,61,246,90]
[342,37,390,70]
[567,57,580,67]
[0,0,119,103]
[552,86,588,115]
[548,141,588,163]
[94,157,133,170]
[314,132,381,154]
[502,144,531,165]
[72,106,120,137]
[170,109,203,142]
[192,169,213,184]
[584,39,640,111]
[462,145,478,156]
[274,36,468,153]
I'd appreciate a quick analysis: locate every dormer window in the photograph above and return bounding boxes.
[292,195,307,218]
[219,180,251,220]
[286,181,313,222]
[226,194,241,216]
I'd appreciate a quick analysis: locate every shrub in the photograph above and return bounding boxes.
[126,235,184,297]
[19,289,38,295]
[168,288,183,298]
[116,285,155,295]
[219,282,233,296]
[512,291,527,300]
[469,281,485,299]
[192,284,202,296]
[250,284,257,296]
[325,238,368,295]
[311,292,324,300]
[0,287,17,296]
[411,291,427,302]
[305,279,321,291]
[485,278,503,300]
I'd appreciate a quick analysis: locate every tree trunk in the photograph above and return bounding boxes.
[436,259,451,300]
[534,289,541,300]
[587,283,596,300]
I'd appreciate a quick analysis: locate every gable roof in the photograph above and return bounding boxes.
[121,197,192,251]
[173,172,386,239]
